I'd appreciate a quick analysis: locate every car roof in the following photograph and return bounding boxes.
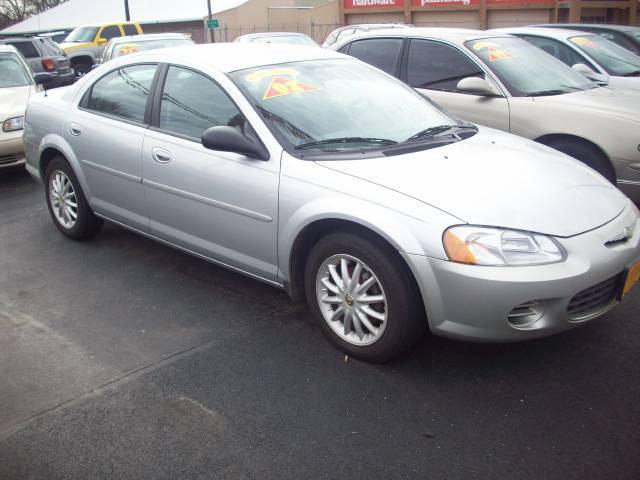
[236,32,312,40]
[343,23,411,30]
[0,37,33,43]
[0,44,20,53]
[336,27,513,45]
[534,23,640,33]
[492,26,596,40]
[114,43,345,73]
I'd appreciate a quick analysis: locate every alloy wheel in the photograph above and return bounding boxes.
[49,170,78,229]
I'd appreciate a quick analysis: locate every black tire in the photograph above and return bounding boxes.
[304,232,426,363]
[545,138,616,184]
[44,157,103,240]
[72,61,92,78]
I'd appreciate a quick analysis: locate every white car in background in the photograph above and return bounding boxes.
[0,44,38,170]
[331,28,640,203]
[495,27,640,90]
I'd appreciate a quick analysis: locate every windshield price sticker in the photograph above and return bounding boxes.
[117,44,140,56]
[263,77,318,100]
[472,40,513,62]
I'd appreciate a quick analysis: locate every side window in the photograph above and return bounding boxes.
[337,43,350,54]
[85,64,157,123]
[8,41,39,58]
[100,25,122,40]
[520,35,591,69]
[348,38,403,76]
[123,24,139,36]
[406,39,483,91]
[159,66,244,140]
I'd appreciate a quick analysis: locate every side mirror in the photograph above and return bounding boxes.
[456,76,499,96]
[201,126,269,160]
[97,38,108,45]
[571,63,609,84]
[34,72,54,85]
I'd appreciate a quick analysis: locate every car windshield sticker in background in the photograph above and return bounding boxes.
[473,40,513,62]
[263,77,317,100]
[117,44,140,56]
[570,37,598,50]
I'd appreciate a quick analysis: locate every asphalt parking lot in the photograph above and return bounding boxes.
[1,168,639,480]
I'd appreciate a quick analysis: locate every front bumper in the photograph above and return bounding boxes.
[0,134,25,169]
[404,203,640,342]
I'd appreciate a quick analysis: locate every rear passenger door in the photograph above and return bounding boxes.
[401,39,510,131]
[73,63,159,231]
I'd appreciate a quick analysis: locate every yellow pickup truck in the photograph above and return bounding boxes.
[59,22,143,77]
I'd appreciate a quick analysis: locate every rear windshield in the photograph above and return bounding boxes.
[0,53,31,87]
[111,38,193,59]
[6,41,38,58]
[569,35,640,76]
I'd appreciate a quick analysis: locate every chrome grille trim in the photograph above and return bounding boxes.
[567,274,621,322]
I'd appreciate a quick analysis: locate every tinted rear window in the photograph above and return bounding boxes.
[7,41,39,58]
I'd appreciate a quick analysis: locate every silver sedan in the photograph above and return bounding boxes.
[23,44,640,362]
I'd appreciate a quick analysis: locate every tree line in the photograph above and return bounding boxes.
[1,0,68,29]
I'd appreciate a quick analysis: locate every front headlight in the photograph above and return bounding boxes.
[443,225,566,266]
[3,116,24,132]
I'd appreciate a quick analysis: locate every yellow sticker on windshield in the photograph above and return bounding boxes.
[263,77,317,100]
[117,44,140,56]
[472,41,513,61]
[246,68,299,82]
[571,37,598,49]
[473,41,501,51]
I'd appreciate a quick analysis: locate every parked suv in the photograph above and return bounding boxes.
[0,36,74,88]
[60,22,143,77]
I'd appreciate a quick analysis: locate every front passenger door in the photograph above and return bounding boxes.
[402,39,510,131]
[142,66,280,281]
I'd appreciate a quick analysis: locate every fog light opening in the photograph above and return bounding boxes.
[508,300,544,329]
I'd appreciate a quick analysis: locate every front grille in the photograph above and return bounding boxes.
[0,155,18,166]
[567,274,621,320]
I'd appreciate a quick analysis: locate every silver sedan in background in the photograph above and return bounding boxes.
[23,44,640,362]
[95,33,195,65]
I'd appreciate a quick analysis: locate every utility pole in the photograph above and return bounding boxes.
[124,0,130,21]
[207,0,214,43]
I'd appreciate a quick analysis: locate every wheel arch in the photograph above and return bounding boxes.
[535,133,610,163]
[38,135,92,200]
[284,217,425,303]
[69,54,95,66]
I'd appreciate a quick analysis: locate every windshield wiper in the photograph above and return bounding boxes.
[295,137,397,150]
[404,124,476,143]
[526,89,570,97]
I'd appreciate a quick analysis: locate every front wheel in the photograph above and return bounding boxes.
[545,139,616,184]
[45,157,103,240]
[304,232,426,363]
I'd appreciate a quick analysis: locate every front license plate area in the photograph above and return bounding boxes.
[622,260,640,299]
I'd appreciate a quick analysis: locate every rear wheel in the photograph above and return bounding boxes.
[44,157,102,240]
[72,61,92,78]
[544,138,616,184]
[304,232,426,363]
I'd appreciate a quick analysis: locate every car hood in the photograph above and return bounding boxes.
[533,86,640,121]
[0,85,31,116]
[59,41,92,52]
[316,127,627,238]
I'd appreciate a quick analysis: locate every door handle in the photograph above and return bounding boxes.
[151,147,172,164]
[69,123,82,136]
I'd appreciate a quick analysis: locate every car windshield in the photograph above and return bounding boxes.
[65,26,98,43]
[249,35,317,47]
[465,37,596,97]
[569,35,640,76]
[230,59,458,154]
[0,53,31,88]
[111,38,193,59]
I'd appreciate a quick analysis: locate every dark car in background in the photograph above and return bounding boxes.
[534,24,640,55]
[0,36,74,88]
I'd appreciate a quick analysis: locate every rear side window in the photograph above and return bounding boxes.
[7,41,39,58]
[159,66,243,140]
[347,38,403,75]
[85,64,157,123]
[123,24,139,36]
[406,39,484,91]
[100,25,122,40]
